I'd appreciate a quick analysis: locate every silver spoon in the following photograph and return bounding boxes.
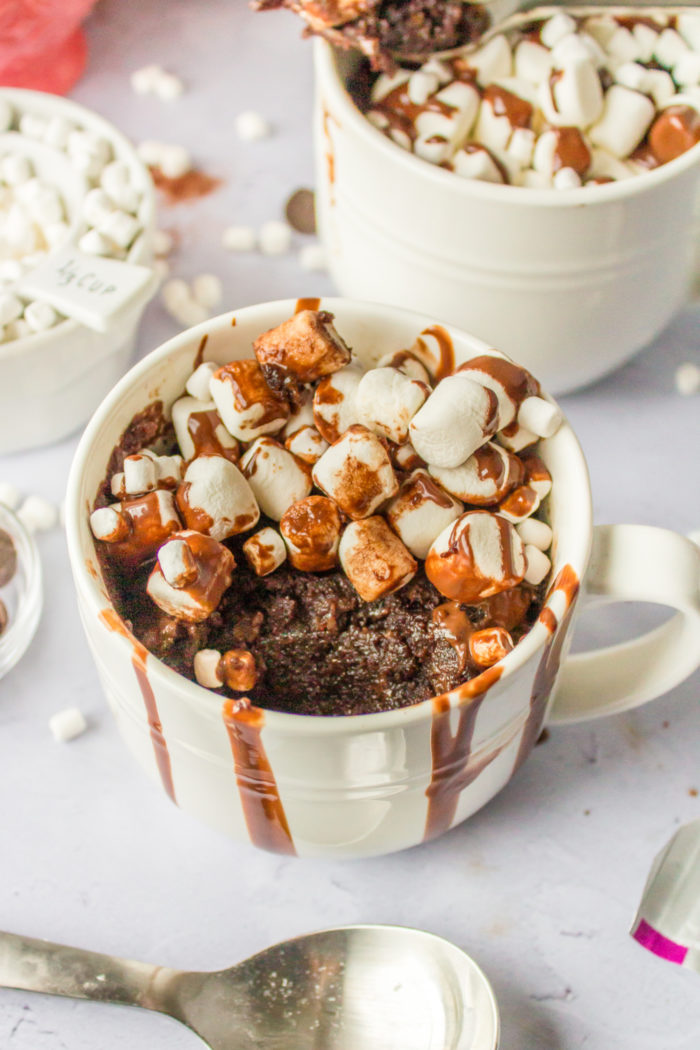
[0,924,500,1050]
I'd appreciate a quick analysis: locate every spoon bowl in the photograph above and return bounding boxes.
[0,925,499,1050]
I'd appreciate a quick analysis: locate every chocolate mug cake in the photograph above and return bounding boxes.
[91,307,560,716]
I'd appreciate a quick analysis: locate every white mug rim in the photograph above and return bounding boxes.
[65,297,593,737]
[315,33,700,208]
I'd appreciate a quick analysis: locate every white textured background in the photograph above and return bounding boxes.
[0,1,699,1047]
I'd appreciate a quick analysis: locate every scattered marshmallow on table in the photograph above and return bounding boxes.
[49,708,88,743]
[16,495,58,533]
[279,495,342,572]
[298,243,327,272]
[192,274,223,311]
[674,361,700,395]
[235,110,271,141]
[259,220,292,256]
[222,225,257,252]
[240,438,312,521]
[162,278,211,327]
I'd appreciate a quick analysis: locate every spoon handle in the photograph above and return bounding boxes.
[0,931,176,1012]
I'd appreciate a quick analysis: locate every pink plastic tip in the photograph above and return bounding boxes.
[632,919,688,965]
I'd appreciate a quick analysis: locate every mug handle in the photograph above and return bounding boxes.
[548,525,700,725]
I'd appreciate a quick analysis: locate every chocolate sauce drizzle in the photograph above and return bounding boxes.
[295,297,322,314]
[421,324,455,381]
[512,564,580,774]
[424,664,503,841]
[222,699,296,855]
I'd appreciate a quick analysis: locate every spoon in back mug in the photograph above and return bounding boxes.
[0,925,500,1050]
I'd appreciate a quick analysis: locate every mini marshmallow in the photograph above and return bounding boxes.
[551,32,605,68]
[408,69,440,105]
[614,61,650,92]
[452,146,504,184]
[240,437,312,520]
[222,225,257,252]
[514,40,552,85]
[524,544,552,585]
[161,278,209,327]
[210,359,289,440]
[517,396,562,438]
[172,396,239,462]
[235,110,271,141]
[540,12,578,48]
[605,25,642,63]
[0,294,23,326]
[158,536,198,588]
[0,481,21,510]
[631,23,659,64]
[159,144,192,179]
[589,85,655,158]
[111,449,183,498]
[280,495,342,572]
[425,510,526,603]
[475,97,517,153]
[507,127,537,168]
[154,71,185,101]
[1,154,32,185]
[100,162,140,212]
[298,243,327,272]
[385,470,462,559]
[463,35,512,88]
[654,28,689,68]
[675,362,700,396]
[673,52,700,88]
[645,70,678,109]
[520,451,552,499]
[254,309,351,384]
[282,389,316,438]
[457,352,539,429]
[339,516,417,602]
[259,220,292,255]
[78,230,114,257]
[392,441,425,473]
[356,366,428,444]
[469,626,514,668]
[367,110,390,130]
[67,130,111,165]
[284,425,328,464]
[498,484,540,524]
[16,495,58,533]
[409,374,499,468]
[192,273,222,310]
[587,148,635,181]
[176,455,259,540]
[312,424,398,519]
[18,113,46,140]
[83,188,115,226]
[153,229,174,256]
[678,12,700,51]
[242,527,287,576]
[515,169,552,188]
[220,649,258,692]
[429,442,524,506]
[186,362,219,402]
[147,530,235,622]
[98,209,141,249]
[131,64,161,94]
[553,167,582,189]
[194,649,224,689]
[413,90,479,152]
[545,59,604,129]
[49,708,88,743]
[516,516,553,552]
[91,491,181,565]
[376,349,431,385]
[371,70,410,103]
[389,128,412,151]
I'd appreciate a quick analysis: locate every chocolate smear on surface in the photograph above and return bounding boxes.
[151,167,221,204]
[0,529,17,588]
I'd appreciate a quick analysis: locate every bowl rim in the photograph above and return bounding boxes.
[314,5,700,210]
[65,297,593,736]
[0,86,156,360]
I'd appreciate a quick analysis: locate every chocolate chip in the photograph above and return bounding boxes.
[285,188,316,235]
[0,529,17,588]
[0,598,7,636]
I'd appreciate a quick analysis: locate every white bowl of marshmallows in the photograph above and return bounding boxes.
[0,88,158,455]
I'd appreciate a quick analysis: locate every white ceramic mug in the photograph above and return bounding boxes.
[313,13,700,395]
[65,299,700,859]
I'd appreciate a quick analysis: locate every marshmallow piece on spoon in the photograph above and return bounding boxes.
[210,360,289,441]
[356,367,429,444]
[429,442,524,506]
[339,516,417,602]
[313,365,363,444]
[176,455,259,540]
[409,375,499,468]
[240,437,312,521]
[172,396,239,463]
[242,527,287,576]
[425,510,526,603]
[280,496,342,572]
[313,424,398,519]
[385,470,462,559]
[147,531,235,623]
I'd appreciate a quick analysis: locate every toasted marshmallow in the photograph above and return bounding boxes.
[457,352,540,429]
[497,484,540,524]
[253,309,351,383]
[147,530,235,622]
[541,59,604,129]
[313,424,397,519]
[409,374,499,468]
[376,348,431,385]
[280,495,342,571]
[589,85,655,158]
[90,490,181,566]
[194,649,224,689]
[469,626,514,668]
[172,396,240,462]
[157,536,198,588]
[284,425,329,464]
[282,388,316,438]
[210,359,289,441]
[221,649,258,691]
[523,544,552,585]
[425,510,525,603]
[391,441,425,473]
[176,455,259,540]
[385,470,463,559]
[516,517,553,551]
[185,361,219,401]
[517,396,562,438]
[339,516,417,602]
[239,437,312,521]
[313,365,363,443]
[429,442,524,506]
[242,527,287,576]
[356,366,428,445]
[520,451,552,499]
[110,449,183,498]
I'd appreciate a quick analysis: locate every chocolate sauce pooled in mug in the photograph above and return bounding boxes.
[92,307,562,715]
